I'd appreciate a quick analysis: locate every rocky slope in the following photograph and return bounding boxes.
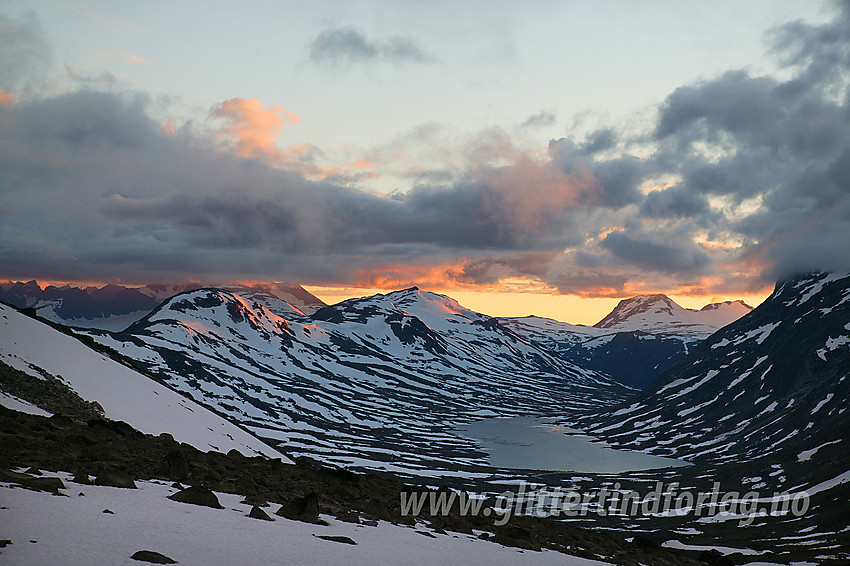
[0,302,285,459]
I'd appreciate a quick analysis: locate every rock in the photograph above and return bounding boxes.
[0,470,32,484]
[240,495,267,507]
[494,525,540,551]
[88,418,137,438]
[335,510,360,524]
[22,476,65,494]
[73,469,91,485]
[276,492,320,524]
[103,509,114,514]
[168,486,223,509]
[315,535,356,545]
[367,498,392,522]
[163,451,189,482]
[0,540,11,548]
[24,466,41,475]
[632,534,661,550]
[130,550,177,564]
[95,470,137,489]
[700,550,735,566]
[247,505,274,521]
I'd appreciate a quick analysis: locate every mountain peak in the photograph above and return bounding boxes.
[594,294,679,330]
[593,293,750,337]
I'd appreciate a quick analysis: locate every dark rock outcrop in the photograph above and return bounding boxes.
[276,492,320,523]
[168,486,223,509]
[95,470,137,489]
[130,550,177,564]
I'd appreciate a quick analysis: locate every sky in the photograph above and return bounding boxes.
[1,1,849,324]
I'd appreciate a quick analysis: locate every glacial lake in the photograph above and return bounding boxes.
[457,417,690,474]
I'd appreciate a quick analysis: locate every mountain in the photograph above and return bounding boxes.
[498,293,752,389]
[0,281,326,330]
[84,287,631,476]
[498,316,700,389]
[540,272,850,558]
[575,273,849,464]
[0,302,286,460]
[593,294,752,337]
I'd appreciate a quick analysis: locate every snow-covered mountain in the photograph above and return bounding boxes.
[0,303,286,460]
[499,295,752,388]
[85,287,631,476]
[574,273,849,465]
[593,294,752,337]
[0,281,326,330]
[498,316,700,388]
[544,273,850,558]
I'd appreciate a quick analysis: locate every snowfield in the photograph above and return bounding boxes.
[0,304,287,461]
[0,473,610,566]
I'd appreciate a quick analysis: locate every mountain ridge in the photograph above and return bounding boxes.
[83,286,631,476]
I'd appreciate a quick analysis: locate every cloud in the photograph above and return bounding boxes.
[522,111,556,128]
[2,5,850,296]
[211,97,301,158]
[307,26,432,66]
[0,13,51,92]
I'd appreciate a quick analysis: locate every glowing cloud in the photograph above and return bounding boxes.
[211,97,301,159]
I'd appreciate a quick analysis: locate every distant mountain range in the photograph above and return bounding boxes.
[0,281,754,389]
[0,281,326,330]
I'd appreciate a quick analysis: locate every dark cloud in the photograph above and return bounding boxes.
[0,90,591,283]
[639,186,711,219]
[0,13,51,92]
[601,231,712,274]
[549,138,644,207]
[579,129,617,155]
[307,26,432,66]
[521,111,556,128]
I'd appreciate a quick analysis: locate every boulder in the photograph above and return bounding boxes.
[130,550,177,564]
[315,535,356,545]
[22,476,65,494]
[95,470,137,489]
[162,451,189,482]
[247,505,274,521]
[168,486,223,509]
[276,492,320,524]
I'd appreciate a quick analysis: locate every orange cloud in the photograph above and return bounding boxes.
[0,91,14,107]
[210,98,378,182]
[211,98,301,158]
[161,119,176,137]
